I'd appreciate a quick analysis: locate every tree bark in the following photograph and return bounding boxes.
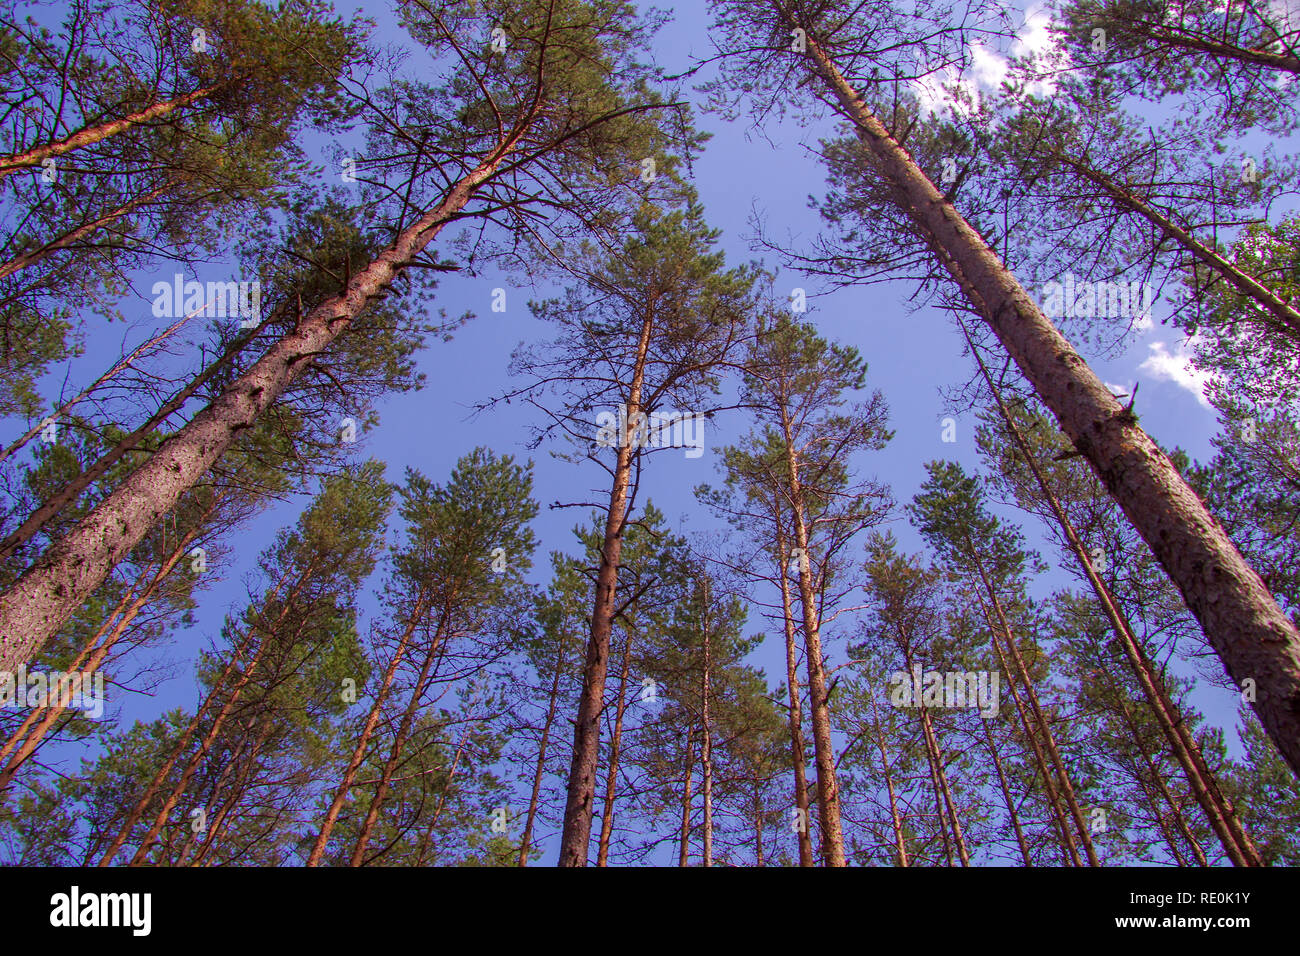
[903,645,970,866]
[127,635,270,865]
[1118,696,1210,865]
[0,519,203,790]
[0,311,268,561]
[983,614,1080,865]
[701,591,714,868]
[1136,22,1300,74]
[981,717,1033,866]
[869,693,909,866]
[349,609,451,866]
[971,556,1100,866]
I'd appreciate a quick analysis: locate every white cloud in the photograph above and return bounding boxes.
[1138,340,1215,408]
[971,43,1010,90]
[911,4,1060,114]
[1015,5,1056,60]
[913,65,968,117]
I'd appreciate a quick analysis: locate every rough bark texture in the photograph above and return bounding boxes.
[1136,25,1300,74]
[802,36,1300,777]
[0,159,502,674]
[0,522,201,790]
[0,312,266,563]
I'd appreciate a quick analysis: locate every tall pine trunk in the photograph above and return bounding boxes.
[596,631,635,867]
[774,525,816,866]
[984,617,1080,865]
[0,519,204,789]
[903,645,970,866]
[981,718,1033,865]
[1118,698,1211,865]
[964,321,1263,865]
[678,727,695,866]
[348,608,450,866]
[0,155,509,674]
[128,636,271,865]
[518,638,569,866]
[701,597,714,868]
[0,314,266,561]
[798,32,1300,776]
[780,412,847,866]
[558,313,653,866]
[972,560,1099,866]
[307,593,428,866]
[869,694,909,866]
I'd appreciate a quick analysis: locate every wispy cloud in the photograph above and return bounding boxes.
[1138,339,1215,408]
[912,4,1060,114]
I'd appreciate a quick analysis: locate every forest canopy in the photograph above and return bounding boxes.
[0,0,1297,870]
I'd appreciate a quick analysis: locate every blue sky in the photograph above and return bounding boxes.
[9,0,1260,863]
